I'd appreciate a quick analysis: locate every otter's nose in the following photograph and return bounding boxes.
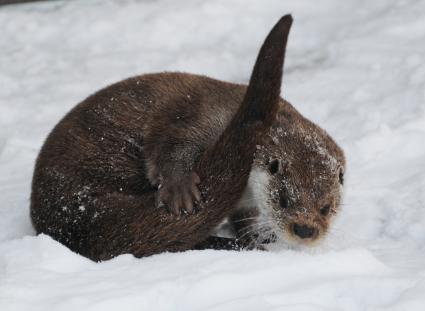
[292,224,317,239]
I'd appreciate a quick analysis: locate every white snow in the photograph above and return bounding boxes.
[1,0,425,310]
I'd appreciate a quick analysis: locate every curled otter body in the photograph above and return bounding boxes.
[30,15,344,260]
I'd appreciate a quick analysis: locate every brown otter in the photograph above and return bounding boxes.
[30,15,345,261]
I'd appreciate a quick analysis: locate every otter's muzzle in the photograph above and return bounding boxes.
[292,223,318,239]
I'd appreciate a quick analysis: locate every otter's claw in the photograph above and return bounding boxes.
[157,171,201,215]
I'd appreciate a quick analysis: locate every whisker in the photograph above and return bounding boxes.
[232,216,259,223]
[237,220,275,238]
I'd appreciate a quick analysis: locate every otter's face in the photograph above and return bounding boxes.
[252,102,345,247]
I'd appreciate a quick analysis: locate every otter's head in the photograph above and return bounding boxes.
[252,100,346,247]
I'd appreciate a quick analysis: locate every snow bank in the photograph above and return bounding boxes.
[1,0,425,310]
[1,235,418,311]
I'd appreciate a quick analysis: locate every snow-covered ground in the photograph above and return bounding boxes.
[1,0,425,310]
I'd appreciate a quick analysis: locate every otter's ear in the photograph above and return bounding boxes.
[241,14,293,125]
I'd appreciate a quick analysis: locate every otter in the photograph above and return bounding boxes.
[30,15,345,261]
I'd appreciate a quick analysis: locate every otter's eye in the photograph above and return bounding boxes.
[320,204,330,216]
[338,169,344,185]
[268,159,279,175]
[279,195,289,209]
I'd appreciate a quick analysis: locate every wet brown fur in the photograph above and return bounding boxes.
[31,15,293,261]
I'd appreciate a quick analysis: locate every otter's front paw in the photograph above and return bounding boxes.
[157,171,201,215]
